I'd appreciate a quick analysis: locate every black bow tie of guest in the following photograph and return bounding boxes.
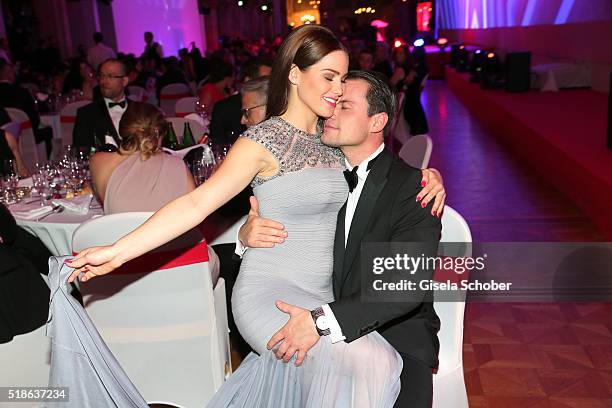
[343,153,381,193]
[108,100,127,109]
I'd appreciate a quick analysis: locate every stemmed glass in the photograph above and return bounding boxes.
[1,159,19,204]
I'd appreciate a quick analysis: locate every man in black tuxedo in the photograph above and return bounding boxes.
[240,71,443,407]
[0,58,53,157]
[209,58,271,145]
[73,59,146,151]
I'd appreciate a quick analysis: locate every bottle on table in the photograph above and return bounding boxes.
[162,123,180,150]
[182,122,196,148]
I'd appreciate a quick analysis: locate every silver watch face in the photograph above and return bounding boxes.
[316,315,329,331]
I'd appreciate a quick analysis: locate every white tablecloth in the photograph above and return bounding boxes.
[11,201,103,256]
[531,62,591,91]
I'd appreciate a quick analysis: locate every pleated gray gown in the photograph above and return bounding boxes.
[207,117,402,407]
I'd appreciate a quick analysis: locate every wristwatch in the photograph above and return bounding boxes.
[311,306,331,336]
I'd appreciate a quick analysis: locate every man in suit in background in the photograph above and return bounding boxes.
[87,32,116,71]
[0,58,53,157]
[73,59,145,152]
[239,76,269,129]
[241,71,443,407]
[209,58,271,145]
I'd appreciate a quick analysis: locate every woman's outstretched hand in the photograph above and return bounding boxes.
[66,245,123,283]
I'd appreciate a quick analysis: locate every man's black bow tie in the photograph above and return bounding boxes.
[343,167,359,193]
[108,100,127,109]
[343,153,381,193]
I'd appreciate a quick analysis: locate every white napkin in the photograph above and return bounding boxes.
[51,194,93,214]
[18,177,33,188]
[184,113,210,132]
[11,204,54,220]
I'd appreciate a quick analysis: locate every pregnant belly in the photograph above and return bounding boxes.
[232,243,335,354]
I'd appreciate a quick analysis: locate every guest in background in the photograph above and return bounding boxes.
[0,58,53,157]
[62,59,97,100]
[143,31,163,60]
[389,45,415,91]
[87,32,116,71]
[357,49,375,71]
[190,45,210,84]
[403,46,429,136]
[89,103,194,212]
[239,76,268,128]
[155,56,188,101]
[73,59,146,151]
[209,58,270,145]
[178,48,196,83]
[128,57,151,89]
[374,42,393,79]
[88,103,219,285]
[197,59,234,116]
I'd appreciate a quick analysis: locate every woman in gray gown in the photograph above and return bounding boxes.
[68,25,402,407]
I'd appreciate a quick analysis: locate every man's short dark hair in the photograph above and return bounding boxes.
[93,32,104,43]
[240,58,271,82]
[344,70,396,130]
[98,58,128,76]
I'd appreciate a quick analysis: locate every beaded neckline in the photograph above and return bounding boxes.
[272,116,321,139]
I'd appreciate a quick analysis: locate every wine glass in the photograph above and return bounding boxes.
[2,159,18,189]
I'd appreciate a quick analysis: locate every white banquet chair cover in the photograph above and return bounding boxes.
[1,120,21,138]
[72,212,231,407]
[59,100,90,147]
[175,96,198,117]
[160,83,191,116]
[432,205,471,408]
[398,134,433,169]
[5,107,46,171]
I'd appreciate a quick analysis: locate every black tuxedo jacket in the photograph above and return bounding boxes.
[329,148,442,368]
[72,99,146,151]
[0,204,51,344]
[209,93,244,145]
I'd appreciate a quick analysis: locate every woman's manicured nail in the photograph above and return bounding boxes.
[416,196,421,202]
[421,201,427,208]
[421,181,427,187]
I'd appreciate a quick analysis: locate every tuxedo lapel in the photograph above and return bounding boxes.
[333,201,347,298]
[96,98,121,143]
[340,149,393,288]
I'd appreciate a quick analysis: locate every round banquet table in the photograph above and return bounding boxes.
[11,202,103,256]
